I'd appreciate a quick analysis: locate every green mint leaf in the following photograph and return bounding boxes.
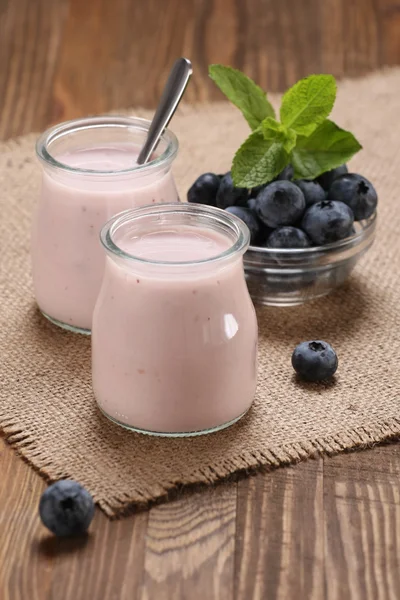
[291,119,362,180]
[209,64,275,130]
[231,130,289,188]
[261,118,297,153]
[280,74,336,136]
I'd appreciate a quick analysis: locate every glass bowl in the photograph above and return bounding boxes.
[244,212,377,306]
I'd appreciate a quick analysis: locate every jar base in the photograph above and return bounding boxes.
[98,405,250,437]
[41,311,91,335]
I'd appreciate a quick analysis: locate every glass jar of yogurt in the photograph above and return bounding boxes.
[32,116,179,334]
[92,203,258,436]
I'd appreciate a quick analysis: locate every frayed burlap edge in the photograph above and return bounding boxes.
[1,415,399,517]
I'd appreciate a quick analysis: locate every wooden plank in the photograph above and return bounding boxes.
[0,0,68,140]
[1,0,398,131]
[51,0,400,124]
[46,511,148,600]
[0,438,52,600]
[0,437,149,600]
[142,484,237,600]
[234,459,324,600]
[51,0,324,118]
[324,445,400,600]
[375,0,400,67]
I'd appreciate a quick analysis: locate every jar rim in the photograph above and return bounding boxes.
[35,116,179,175]
[100,203,250,266]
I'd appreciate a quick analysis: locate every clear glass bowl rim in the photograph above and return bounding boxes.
[246,211,377,258]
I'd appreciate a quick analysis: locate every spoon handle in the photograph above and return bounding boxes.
[137,58,193,165]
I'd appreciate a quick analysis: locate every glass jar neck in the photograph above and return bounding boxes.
[101,204,250,273]
[36,116,178,181]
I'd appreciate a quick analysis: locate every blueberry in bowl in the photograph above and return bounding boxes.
[188,172,375,307]
[294,179,326,207]
[187,173,221,206]
[189,67,379,305]
[238,174,375,306]
[301,200,354,245]
[187,168,377,306]
[216,172,248,209]
[244,211,376,306]
[328,173,378,220]
[225,206,261,245]
[265,227,311,249]
[316,164,348,191]
[254,181,306,228]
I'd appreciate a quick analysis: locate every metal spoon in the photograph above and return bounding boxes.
[137,58,193,165]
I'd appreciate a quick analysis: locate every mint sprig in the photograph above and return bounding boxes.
[209,64,275,130]
[232,131,290,188]
[208,66,362,187]
[291,120,362,180]
[280,74,336,136]
[232,118,297,187]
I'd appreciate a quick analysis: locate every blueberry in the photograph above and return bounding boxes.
[249,183,267,199]
[301,200,354,245]
[294,179,326,207]
[266,226,311,249]
[292,340,338,381]
[225,206,260,245]
[255,181,306,228]
[276,164,294,181]
[187,173,221,206]
[247,197,257,211]
[216,172,248,209]
[316,164,348,190]
[328,173,378,221]
[39,480,95,537]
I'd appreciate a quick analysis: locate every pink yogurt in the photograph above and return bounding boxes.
[92,204,258,436]
[32,116,179,333]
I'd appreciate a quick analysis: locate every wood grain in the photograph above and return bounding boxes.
[0,437,51,600]
[43,511,148,600]
[235,459,324,600]
[0,437,148,600]
[15,0,400,127]
[1,0,400,136]
[0,0,68,139]
[141,484,237,599]
[324,445,400,600]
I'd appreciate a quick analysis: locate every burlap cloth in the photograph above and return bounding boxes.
[1,70,399,517]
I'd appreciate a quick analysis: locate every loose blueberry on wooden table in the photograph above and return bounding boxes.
[39,480,95,537]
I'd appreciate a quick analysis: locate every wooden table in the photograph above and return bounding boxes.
[1,1,400,598]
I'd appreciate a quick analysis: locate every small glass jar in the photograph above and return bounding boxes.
[92,203,258,437]
[32,116,179,334]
